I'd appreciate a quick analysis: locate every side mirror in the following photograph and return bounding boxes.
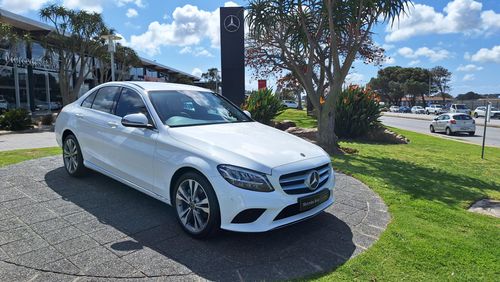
[243,110,252,118]
[433,117,439,121]
[121,113,151,128]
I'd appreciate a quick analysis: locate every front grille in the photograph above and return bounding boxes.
[279,163,331,195]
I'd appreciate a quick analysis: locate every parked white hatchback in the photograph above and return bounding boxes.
[55,82,335,238]
[430,113,475,136]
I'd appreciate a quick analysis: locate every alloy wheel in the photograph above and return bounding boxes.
[175,179,210,233]
[63,138,79,174]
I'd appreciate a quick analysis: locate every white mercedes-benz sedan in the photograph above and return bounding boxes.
[55,82,335,238]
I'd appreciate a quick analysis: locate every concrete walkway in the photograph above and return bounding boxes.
[0,156,390,281]
[0,132,57,151]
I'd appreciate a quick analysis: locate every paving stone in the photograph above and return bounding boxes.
[10,246,63,268]
[0,188,26,203]
[0,197,36,209]
[0,226,37,245]
[87,226,128,245]
[74,218,109,234]
[30,217,71,235]
[0,217,25,232]
[53,235,100,257]
[41,258,80,275]
[68,246,118,271]
[41,225,84,245]
[1,235,49,256]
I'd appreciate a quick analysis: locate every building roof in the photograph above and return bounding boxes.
[0,8,199,81]
[0,9,52,32]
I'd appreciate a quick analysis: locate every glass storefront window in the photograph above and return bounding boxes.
[0,67,15,110]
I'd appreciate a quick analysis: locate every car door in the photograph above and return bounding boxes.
[76,86,121,171]
[110,87,159,192]
[435,115,445,131]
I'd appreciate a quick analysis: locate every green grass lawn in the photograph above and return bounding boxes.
[274,108,317,128]
[276,109,499,280]
[0,147,61,168]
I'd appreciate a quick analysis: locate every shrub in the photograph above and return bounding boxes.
[335,85,381,138]
[0,109,32,131]
[243,89,284,125]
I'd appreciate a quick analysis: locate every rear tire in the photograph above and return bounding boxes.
[173,172,220,239]
[430,125,435,133]
[62,134,87,177]
[445,127,453,136]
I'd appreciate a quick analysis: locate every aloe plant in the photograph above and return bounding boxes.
[243,89,284,125]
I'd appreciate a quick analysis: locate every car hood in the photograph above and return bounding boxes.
[167,122,327,173]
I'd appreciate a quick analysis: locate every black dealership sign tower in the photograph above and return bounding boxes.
[220,7,245,106]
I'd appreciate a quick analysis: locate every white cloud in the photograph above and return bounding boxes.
[456,64,483,72]
[179,46,213,57]
[408,60,420,66]
[386,0,500,42]
[129,1,239,56]
[0,0,50,13]
[115,0,145,8]
[192,68,203,77]
[126,8,138,18]
[397,47,451,62]
[63,0,104,13]
[382,43,395,51]
[345,73,365,85]
[469,46,500,63]
[463,74,475,81]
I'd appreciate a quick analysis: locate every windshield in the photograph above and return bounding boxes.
[455,104,467,109]
[149,90,252,127]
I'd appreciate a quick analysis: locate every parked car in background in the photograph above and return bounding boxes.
[411,106,425,114]
[399,106,411,113]
[473,106,500,119]
[282,100,298,109]
[389,106,400,112]
[55,82,335,238]
[35,100,62,111]
[0,95,9,111]
[449,104,471,115]
[430,113,475,136]
[425,104,444,115]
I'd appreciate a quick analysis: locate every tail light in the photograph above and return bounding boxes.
[450,119,456,124]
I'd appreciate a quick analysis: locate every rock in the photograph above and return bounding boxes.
[285,127,318,143]
[468,199,500,218]
[362,126,409,144]
[273,120,297,131]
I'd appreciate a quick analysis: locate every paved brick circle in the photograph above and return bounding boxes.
[0,157,390,281]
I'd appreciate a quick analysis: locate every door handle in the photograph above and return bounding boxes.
[107,121,119,128]
[75,113,84,118]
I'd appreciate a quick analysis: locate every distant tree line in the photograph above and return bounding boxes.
[368,66,452,106]
[456,91,500,100]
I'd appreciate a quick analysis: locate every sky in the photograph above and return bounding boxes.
[2,0,500,96]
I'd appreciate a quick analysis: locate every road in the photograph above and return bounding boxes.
[381,116,500,148]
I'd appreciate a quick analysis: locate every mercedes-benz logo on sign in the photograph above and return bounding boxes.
[305,170,320,191]
[224,15,240,32]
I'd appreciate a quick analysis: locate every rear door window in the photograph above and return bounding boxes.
[91,86,120,113]
[81,91,97,108]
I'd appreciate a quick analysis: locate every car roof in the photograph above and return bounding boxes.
[98,81,211,93]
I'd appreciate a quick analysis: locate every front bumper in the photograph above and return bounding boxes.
[211,158,335,232]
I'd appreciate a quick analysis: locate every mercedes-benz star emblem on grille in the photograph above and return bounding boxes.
[305,170,320,191]
[224,15,240,32]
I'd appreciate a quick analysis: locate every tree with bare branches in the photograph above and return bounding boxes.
[246,0,411,153]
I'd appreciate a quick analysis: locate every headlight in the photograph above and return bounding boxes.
[217,165,274,192]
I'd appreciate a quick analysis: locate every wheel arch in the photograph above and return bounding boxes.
[169,166,210,205]
[62,129,76,142]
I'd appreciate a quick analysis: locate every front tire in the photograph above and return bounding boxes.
[174,172,220,239]
[468,132,475,136]
[430,125,435,133]
[474,113,479,118]
[62,134,87,177]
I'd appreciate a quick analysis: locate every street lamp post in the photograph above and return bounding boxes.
[100,34,122,81]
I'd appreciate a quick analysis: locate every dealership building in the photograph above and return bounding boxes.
[0,9,199,112]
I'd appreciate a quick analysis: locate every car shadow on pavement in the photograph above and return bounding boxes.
[44,167,355,281]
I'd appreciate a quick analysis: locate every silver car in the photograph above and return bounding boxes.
[430,113,475,136]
